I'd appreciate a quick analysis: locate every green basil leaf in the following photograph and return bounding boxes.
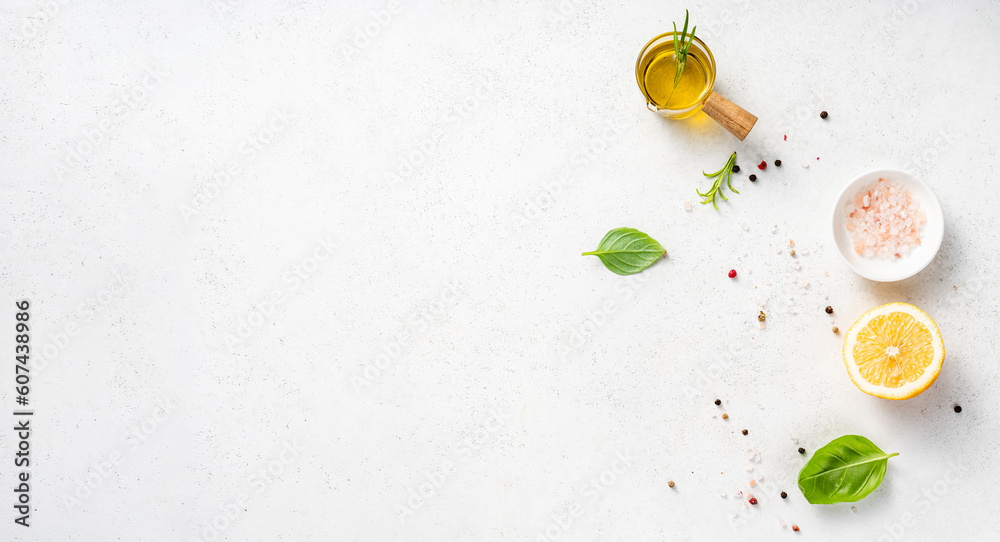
[798,435,898,504]
[582,228,665,276]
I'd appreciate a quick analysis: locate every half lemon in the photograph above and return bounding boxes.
[842,302,944,400]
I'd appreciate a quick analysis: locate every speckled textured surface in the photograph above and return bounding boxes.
[2,1,999,540]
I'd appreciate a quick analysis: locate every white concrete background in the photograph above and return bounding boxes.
[2,0,999,540]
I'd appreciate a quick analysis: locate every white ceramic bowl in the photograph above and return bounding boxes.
[831,168,944,282]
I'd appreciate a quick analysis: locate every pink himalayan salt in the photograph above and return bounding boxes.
[845,178,925,259]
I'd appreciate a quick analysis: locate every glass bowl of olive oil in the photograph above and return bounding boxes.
[636,32,716,119]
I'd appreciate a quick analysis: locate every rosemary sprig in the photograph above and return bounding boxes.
[665,10,697,106]
[697,152,738,210]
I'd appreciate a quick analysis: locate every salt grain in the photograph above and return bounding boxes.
[683,200,692,211]
[846,178,926,258]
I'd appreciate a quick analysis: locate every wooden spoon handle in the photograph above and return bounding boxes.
[702,91,757,141]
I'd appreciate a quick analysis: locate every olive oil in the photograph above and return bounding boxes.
[639,41,712,112]
[636,31,756,138]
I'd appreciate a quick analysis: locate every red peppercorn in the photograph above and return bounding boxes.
[792,525,800,532]
[728,269,737,279]
[757,161,767,170]
[749,497,758,505]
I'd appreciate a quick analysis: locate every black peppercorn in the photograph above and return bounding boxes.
[825,306,834,314]
[732,165,740,173]
[954,405,962,413]
[749,174,757,182]
[781,491,787,499]
[774,159,782,167]
[798,447,806,454]
[742,429,748,435]
[820,111,828,119]
[715,399,722,406]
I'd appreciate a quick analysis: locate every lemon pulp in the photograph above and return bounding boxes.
[842,302,944,400]
[853,312,935,388]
